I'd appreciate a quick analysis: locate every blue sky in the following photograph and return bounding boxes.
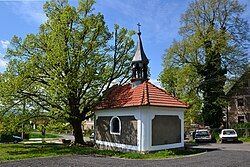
[0,0,249,86]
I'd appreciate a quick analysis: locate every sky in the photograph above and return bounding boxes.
[0,0,250,86]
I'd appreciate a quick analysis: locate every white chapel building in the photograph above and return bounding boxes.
[94,28,187,152]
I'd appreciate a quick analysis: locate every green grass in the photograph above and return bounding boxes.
[0,143,203,161]
[118,149,202,159]
[29,133,62,139]
[239,136,250,143]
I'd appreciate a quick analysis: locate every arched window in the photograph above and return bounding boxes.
[110,116,121,135]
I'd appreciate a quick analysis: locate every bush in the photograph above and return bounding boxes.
[0,132,14,142]
[0,131,29,142]
[233,123,250,137]
[45,121,72,134]
[211,129,220,143]
[233,123,250,129]
[84,129,93,137]
[23,133,30,139]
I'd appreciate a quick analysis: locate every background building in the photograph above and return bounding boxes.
[227,68,250,126]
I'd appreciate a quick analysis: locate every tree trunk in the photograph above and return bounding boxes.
[71,120,85,145]
[68,95,85,145]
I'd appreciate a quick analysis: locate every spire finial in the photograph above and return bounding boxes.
[137,23,141,35]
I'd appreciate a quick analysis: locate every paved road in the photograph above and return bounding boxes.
[190,143,250,151]
[1,149,250,167]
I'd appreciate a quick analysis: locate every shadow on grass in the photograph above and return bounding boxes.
[1,143,206,161]
[5,143,120,158]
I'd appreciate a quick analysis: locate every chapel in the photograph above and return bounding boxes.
[94,26,187,152]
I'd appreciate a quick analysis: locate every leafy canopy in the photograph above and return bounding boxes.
[0,0,135,143]
[160,0,249,128]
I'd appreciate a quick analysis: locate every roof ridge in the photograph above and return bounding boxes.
[140,81,150,105]
[226,68,250,95]
[141,83,145,105]
[146,81,150,105]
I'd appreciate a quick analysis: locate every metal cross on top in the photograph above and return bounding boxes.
[137,23,141,34]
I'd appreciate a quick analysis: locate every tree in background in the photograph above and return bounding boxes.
[160,64,203,127]
[160,0,249,128]
[0,0,135,144]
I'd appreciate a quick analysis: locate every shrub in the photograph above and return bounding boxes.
[211,129,220,142]
[233,123,250,137]
[0,132,14,142]
[84,128,93,137]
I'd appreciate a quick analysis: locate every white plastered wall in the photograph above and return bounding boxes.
[95,106,185,152]
[140,106,185,151]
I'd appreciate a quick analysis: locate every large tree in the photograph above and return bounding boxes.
[160,0,249,128]
[0,0,135,144]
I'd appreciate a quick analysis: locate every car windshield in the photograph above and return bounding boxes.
[223,130,236,135]
[196,131,209,136]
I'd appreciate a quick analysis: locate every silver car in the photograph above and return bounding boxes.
[194,129,212,143]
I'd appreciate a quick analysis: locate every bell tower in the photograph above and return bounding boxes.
[131,23,149,87]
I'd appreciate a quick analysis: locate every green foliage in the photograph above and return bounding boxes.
[211,130,220,143]
[233,122,250,129]
[160,65,203,126]
[0,113,33,135]
[0,0,135,144]
[239,137,250,143]
[233,123,250,137]
[0,132,14,142]
[84,128,93,137]
[0,131,28,142]
[0,122,3,132]
[160,0,249,128]
[45,120,72,134]
[0,143,204,161]
[29,132,61,139]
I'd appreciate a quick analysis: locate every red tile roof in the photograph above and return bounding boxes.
[96,81,187,110]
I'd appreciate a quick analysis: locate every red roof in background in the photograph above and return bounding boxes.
[97,81,187,110]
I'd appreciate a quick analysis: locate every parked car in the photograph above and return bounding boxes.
[219,129,238,143]
[12,136,23,143]
[194,129,212,143]
[0,134,22,143]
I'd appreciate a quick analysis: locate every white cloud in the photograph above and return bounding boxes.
[0,52,8,68]
[0,40,10,49]
[0,59,7,68]
[5,1,47,25]
[0,41,10,69]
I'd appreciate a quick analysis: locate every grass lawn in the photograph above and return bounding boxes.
[0,143,203,161]
[29,133,62,139]
[239,136,250,143]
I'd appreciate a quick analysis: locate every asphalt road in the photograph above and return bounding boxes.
[1,144,250,167]
[190,143,250,152]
